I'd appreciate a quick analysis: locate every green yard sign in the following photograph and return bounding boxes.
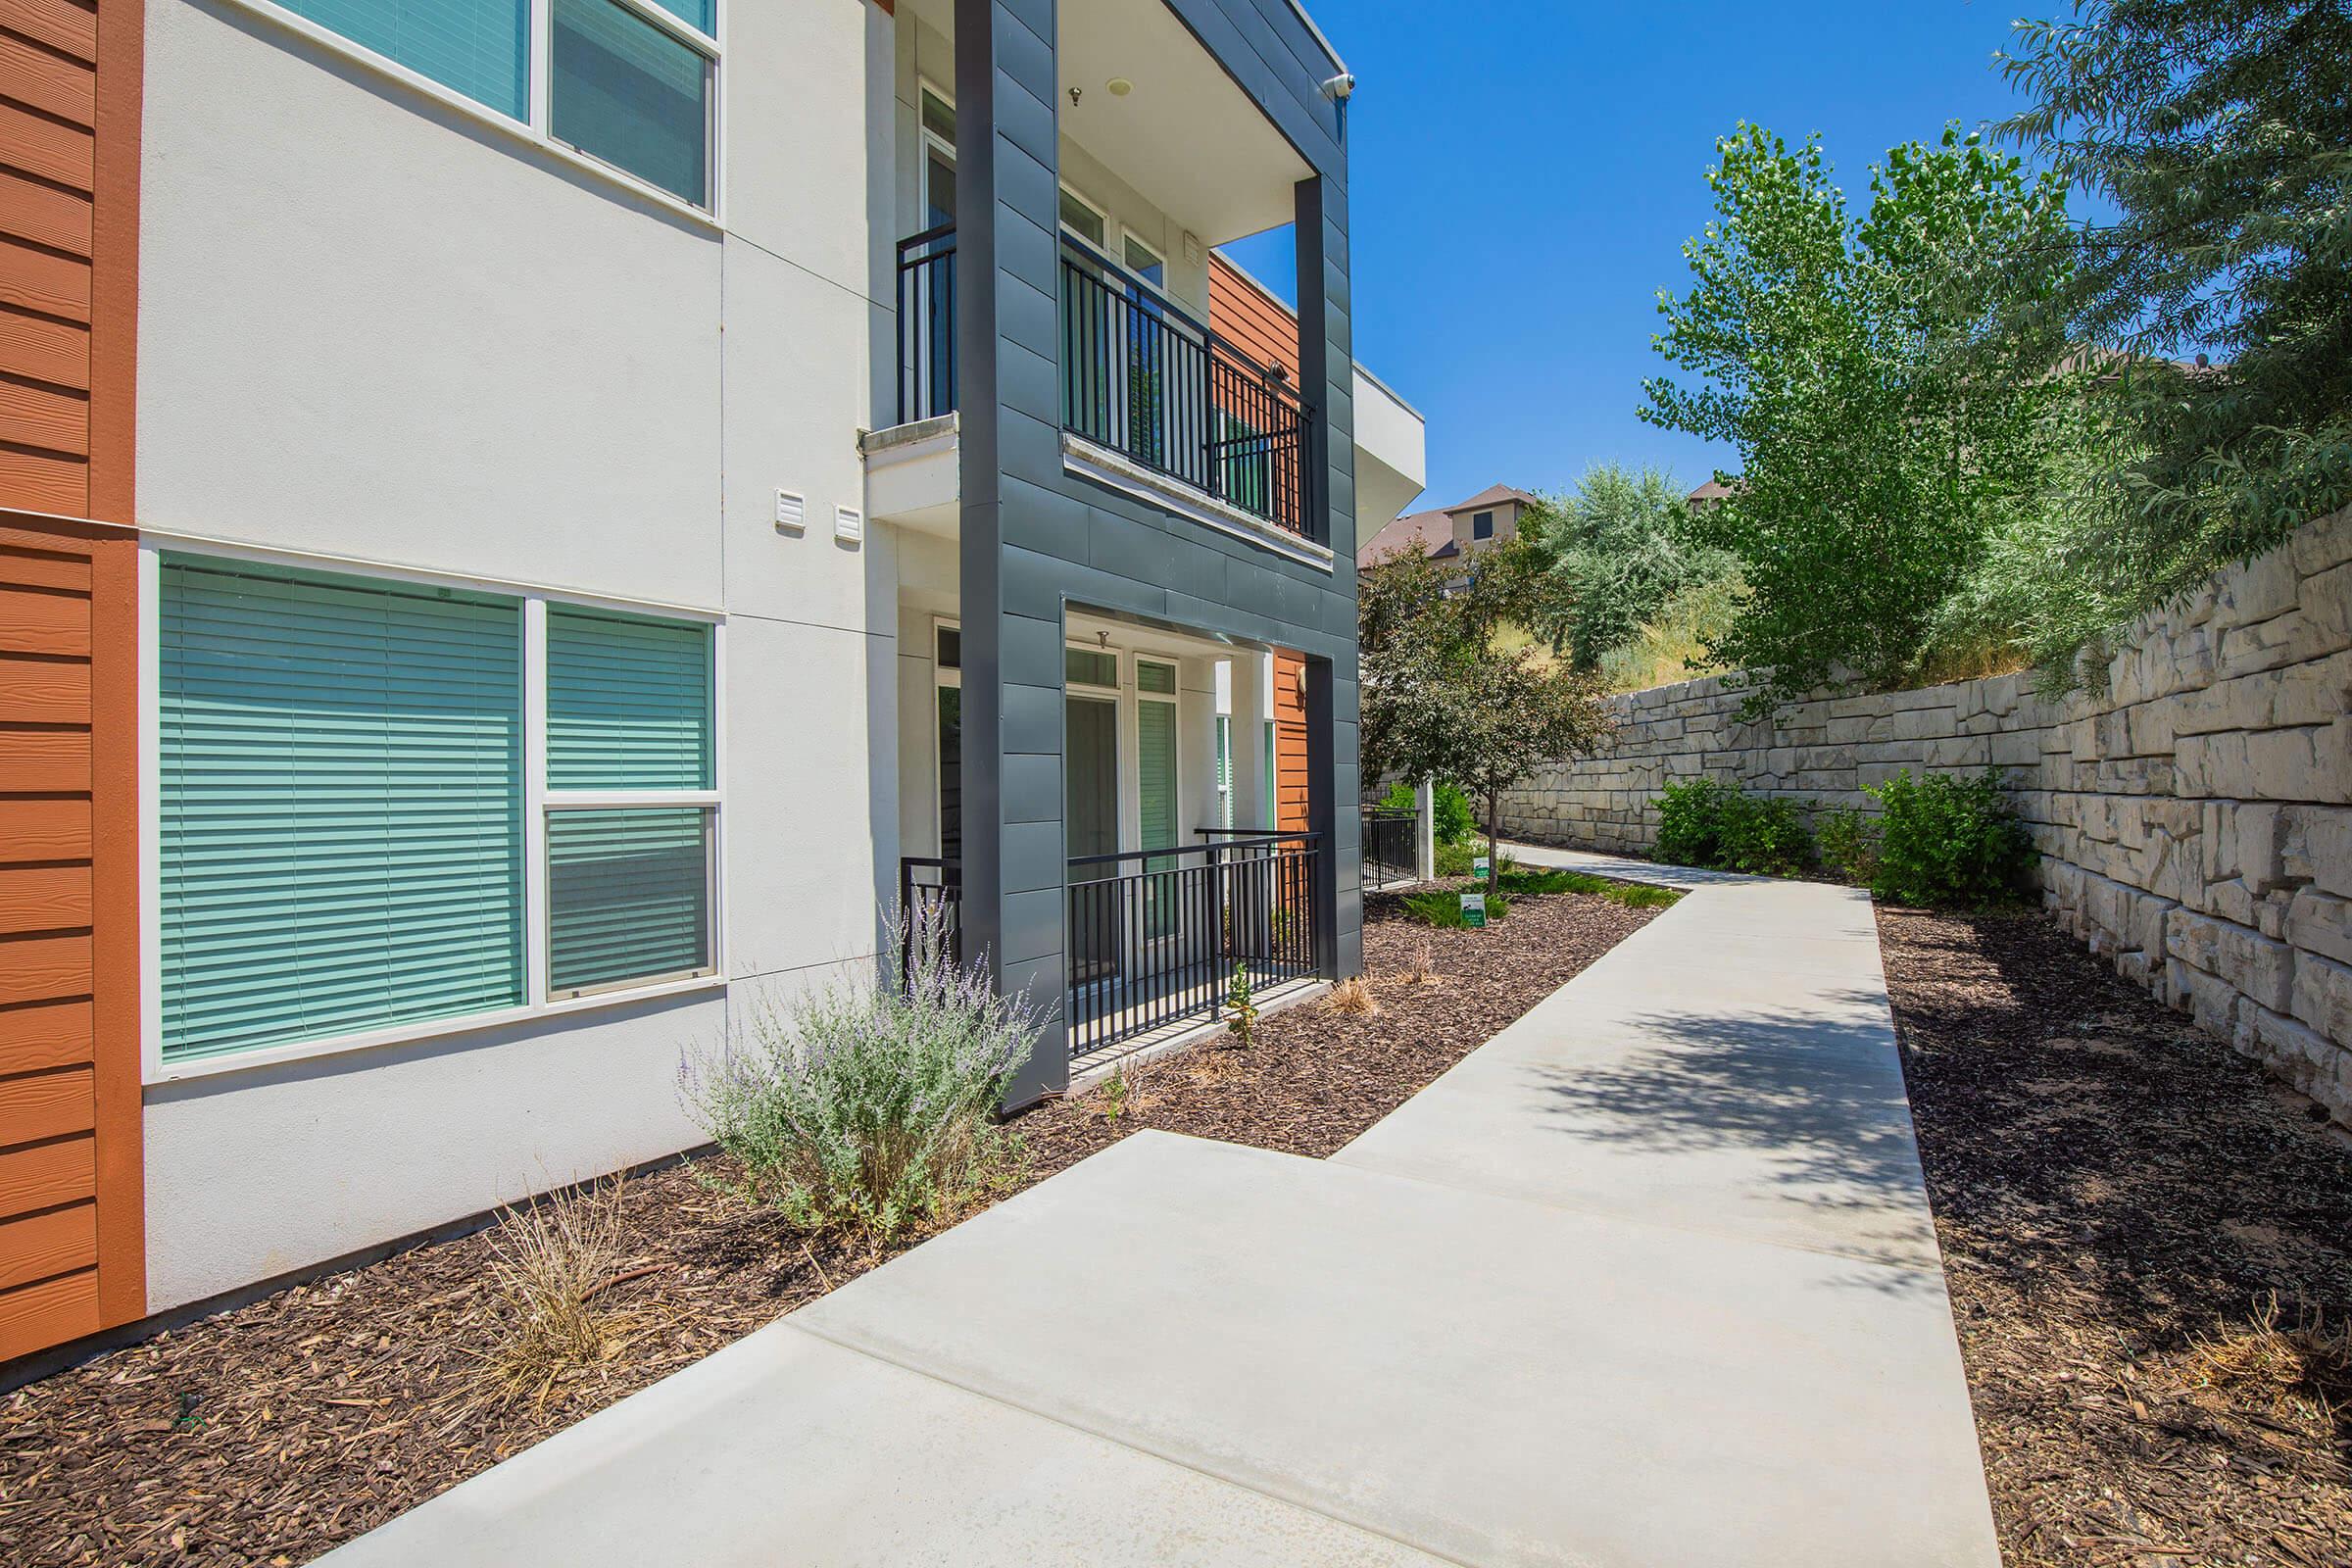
[1460,892,1487,928]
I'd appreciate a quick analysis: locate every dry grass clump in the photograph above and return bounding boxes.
[1400,941,1441,986]
[477,1177,637,1409]
[2171,1295,2352,1431]
[1325,975,1380,1017]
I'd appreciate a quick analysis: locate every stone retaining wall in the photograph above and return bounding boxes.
[1498,507,2352,1124]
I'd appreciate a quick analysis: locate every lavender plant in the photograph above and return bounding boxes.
[680,904,1039,1244]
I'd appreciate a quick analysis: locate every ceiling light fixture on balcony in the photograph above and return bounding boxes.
[1106,77,1133,97]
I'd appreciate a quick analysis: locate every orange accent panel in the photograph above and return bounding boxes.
[0,234,90,322]
[0,863,91,932]
[0,31,94,123]
[0,1064,93,1146]
[0,0,100,63]
[0,97,94,192]
[0,579,89,651]
[86,0,136,525]
[0,375,89,454]
[0,1132,93,1218]
[0,648,91,721]
[0,796,86,859]
[0,999,92,1076]
[0,933,90,1005]
[0,725,89,791]
[1272,649,1310,834]
[0,1264,96,1360]
[1207,253,1301,383]
[0,1201,95,1290]
[0,307,89,390]
[0,168,93,257]
[0,444,82,513]
[0,512,141,1349]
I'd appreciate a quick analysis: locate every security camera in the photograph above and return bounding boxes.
[1320,72,1354,102]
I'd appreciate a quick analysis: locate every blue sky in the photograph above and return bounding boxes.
[1222,0,2051,514]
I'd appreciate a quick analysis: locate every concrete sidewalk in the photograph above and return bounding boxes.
[320,853,1998,1568]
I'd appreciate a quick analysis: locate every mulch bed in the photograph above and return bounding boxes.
[0,888,1657,1568]
[1883,906,2352,1568]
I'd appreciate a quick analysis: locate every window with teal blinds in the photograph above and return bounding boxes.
[159,561,523,1061]
[548,607,711,789]
[278,0,531,121]
[547,808,710,995]
[544,607,715,996]
[1138,691,1179,939]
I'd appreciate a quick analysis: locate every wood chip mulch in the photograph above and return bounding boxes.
[1882,906,2352,1568]
[0,888,1655,1568]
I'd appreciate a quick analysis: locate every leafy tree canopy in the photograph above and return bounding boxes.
[1517,466,1735,673]
[1643,124,2082,712]
[1997,0,2352,596]
[1357,541,1610,884]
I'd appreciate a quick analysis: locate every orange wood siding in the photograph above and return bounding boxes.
[1272,649,1310,834]
[1207,253,1301,384]
[0,0,134,525]
[0,514,139,1360]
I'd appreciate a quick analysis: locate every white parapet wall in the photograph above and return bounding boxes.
[1498,506,2352,1126]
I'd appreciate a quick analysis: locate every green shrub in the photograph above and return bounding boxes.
[1719,794,1812,877]
[1434,839,1474,878]
[1381,779,1476,847]
[1651,778,1813,875]
[1815,807,1880,886]
[680,906,1039,1243]
[1866,769,2035,908]
[1652,777,1740,867]
[1402,888,1510,927]
[1433,782,1477,846]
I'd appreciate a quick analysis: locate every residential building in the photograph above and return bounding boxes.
[0,0,1422,1365]
[1354,483,1535,572]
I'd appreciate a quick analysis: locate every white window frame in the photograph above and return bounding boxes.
[1057,183,1111,251]
[138,536,727,1085]
[222,0,725,222]
[932,616,962,860]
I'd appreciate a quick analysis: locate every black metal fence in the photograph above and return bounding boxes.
[1361,806,1417,889]
[896,223,956,425]
[1066,830,1324,1060]
[1057,236,1313,539]
[896,855,960,980]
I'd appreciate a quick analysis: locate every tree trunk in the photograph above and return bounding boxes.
[1487,786,1500,895]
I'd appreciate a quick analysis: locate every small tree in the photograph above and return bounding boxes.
[1519,466,1733,673]
[1358,541,1610,893]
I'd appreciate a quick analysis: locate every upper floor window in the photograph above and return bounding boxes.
[1472,510,1494,540]
[267,0,719,211]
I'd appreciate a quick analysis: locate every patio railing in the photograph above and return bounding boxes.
[1360,806,1417,889]
[890,223,1316,540]
[897,829,1324,1062]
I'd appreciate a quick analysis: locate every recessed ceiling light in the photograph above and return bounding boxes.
[1106,77,1133,97]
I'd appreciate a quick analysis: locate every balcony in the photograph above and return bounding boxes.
[900,829,1328,1069]
[885,224,1317,550]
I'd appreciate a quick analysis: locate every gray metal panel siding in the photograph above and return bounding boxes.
[956,0,1361,1102]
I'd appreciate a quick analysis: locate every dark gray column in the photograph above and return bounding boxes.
[1295,172,1363,979]
[956,0,1070,1104]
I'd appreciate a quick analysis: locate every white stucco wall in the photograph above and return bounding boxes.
[135,0,899,1309]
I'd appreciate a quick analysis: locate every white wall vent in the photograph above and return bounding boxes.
[834,504,864,544]
[774,489,806,531]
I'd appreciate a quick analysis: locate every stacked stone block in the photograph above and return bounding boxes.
[1498,506,2352,1125]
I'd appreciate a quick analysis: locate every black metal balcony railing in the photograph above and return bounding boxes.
[1058,235,1312,540]
[896,223,957,424]
[897,854,960,978]
[897,828,1324,1063]
[1070,830,1322,1059]
[1360,806,1417,889]
[893,224,1316,543]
